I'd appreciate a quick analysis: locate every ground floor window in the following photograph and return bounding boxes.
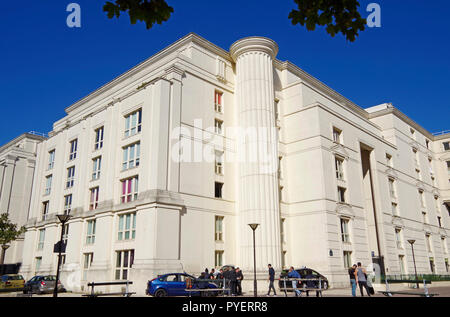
[445,258,449,273]
[343,251,352,269]
[398,255,406,275]
[429,257,435,273]
[83,253,94,280]
[115,250,134,280]
[35,257,42,272]
[215,251,223,268]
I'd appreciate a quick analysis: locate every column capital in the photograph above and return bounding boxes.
[230,37,279,61]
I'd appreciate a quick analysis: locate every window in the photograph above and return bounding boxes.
[214,119,223,135]
[447,161,450,174]
[281,251,286,269]
[445,258,449,273]
[215,182,223,199]
[340,218,350,243]
[415,168,421,180]
[391,202,399,216]
[343,251,352,269]
[388,178,396,198]
[86,220,96,244]
[279,186,283,202]
[386,154,393,167]
[92,157,101,180]
[215,251,224,268]
[124,109,142,138]
[122,143,140,170]
[118,213,136,241]
[69,139,78,161]
[430,257,435,273]
[426,139,430,149]
[412,148,418,166]
[442,237,448,254]
[94,126,104,150]
[45,175,52,195]
[399,255,406,275]
[42,201,49,221]
[89,187,99,210]
[335,157,344,180]
[274,100,280,122]
[37,229,45,250]
[395,228,403,249]
[443,142,450,151]
[280,218,286,243]
[438,216,442,228]
[419,190,426,207]
[215,216,224,241]
[64,194,72,215]
[35,257,42,272]
[422,211,428,224]
[429,158,434,175]
[215,151,224,175]
[425,234,432,253]
[278,156,283,179]
[214,91,223,113]
[435,197,441,214]
[48,150,55,170]
[62,224,69,244]
[115,250,134,280]
[66,166,75,188]
[337,187,346,203]
[82,253,94,281]
[120,176,139,203]
[333,127,342,144]
[410,128,416,139]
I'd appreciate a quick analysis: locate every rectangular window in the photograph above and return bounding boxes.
[426,234,432,253]
[388,178,396,198]
[412,148,418,166]
[62,224,69,244]
[399,255,406,275]
[215,216,224,241]
[335,157,344,180]
[443,142,450,151]
[395,228,403,249]
[416,168,421,180]
[115,250,134,280]
[82,253,94,281]
[214,91,223,113]
[391,202,399,216]
[45,175,52,195]
[419,190,426,207]
[89,187,99,210]
[215,151,224,175]
[118,213,136,241]
[430,258,435,273]
[215,182,223,199]
[333,127,342,144]
[422,211,428,224]
[48,150,55,170]
[438,216,442,228]
[447,161,450,174]
[69,139,78,161]
[92,157,102,180]
[35,257,42,272]
[122,143,140,170]
[214,119,223,135]
[86,220,96,245]
[442,237,448,254]
[94,126,104,150]
[445,258,449,273]
[337,187,346,203]
[386,154,392,167]
[37,229,45,250]
[42,201,49,221]
[215,251,224,268]
[64,194,72,215]
[340,218,350,243]
[278,156,283,179]
[120,176,139,203]
[343,251,352,269]
[124,109,142,138]
[280,218,286,243]
[66,166,75,188]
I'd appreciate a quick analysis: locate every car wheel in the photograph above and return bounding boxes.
[154,289,167,297]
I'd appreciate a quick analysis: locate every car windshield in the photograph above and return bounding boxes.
[44,276,56,281]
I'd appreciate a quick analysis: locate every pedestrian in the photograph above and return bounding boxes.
[229,267,238,296]
[210,268,216,280]
[304,270,321,297]
[217,269,224,280]
[287,267,301,297]
[236,267,244,295]
[267,264,277,296]
[349,264,357,297]
[356,262,371,297]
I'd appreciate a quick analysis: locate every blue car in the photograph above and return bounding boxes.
[146,273,219,297]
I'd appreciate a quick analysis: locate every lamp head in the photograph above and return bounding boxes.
[407,239,416,245]
[248,223,259,231]
[57,214,71,224]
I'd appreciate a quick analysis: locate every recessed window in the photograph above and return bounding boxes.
[215,182,223,199]
[48,150,55,170]
[215,216,224,241]
[64,194,72,215]
[45,175,52,195]
[42,201,49,221]
[333,127,342,144]
[391,202,399,216]
[386,154,393,167]
[215,151,224,175]
[335,157,344,180]
[118,213,136,241]
[280,218,286,243]
[35,257,42,272]
[86,220,96,245]
[122,143,140,170]
[66,166,75,188]
[215,250,224,268]
[419,190,426,207]
[388,178,396,198]
[89,187,99,210]
[214,119,223,135]
[69,139,78,161]
[94,126,104,150]
[425,234,432,253]
[443,142,450,151]
[340,218,350,243]
[121,176,139,203]
[214,91,223,113]
[343,251,352,269]
[92,157,102,180]
[395,228,403,249]
[82,253,94,281]
[337,187,346,203]
[37,229,45,250]
[124,109,142,138]
[115,250,134,280]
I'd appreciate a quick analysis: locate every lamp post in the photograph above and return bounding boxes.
[53,214,71,297]
[0,244,10,265]
[407,239,419,289]
[248,223,259,297]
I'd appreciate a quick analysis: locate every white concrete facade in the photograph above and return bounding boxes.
[19,33,450,295]
[0,133,45,264]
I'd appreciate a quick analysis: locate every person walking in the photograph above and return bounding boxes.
[236,267,244,296]
[287,267,302,297]
[349,264,358,297]
[229,268,238,296]
[356,262,371,297]
[267,264,277,296]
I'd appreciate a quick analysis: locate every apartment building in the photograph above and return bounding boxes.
[19,33,450,294]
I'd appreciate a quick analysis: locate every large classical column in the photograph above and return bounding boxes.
[230,37,281,273]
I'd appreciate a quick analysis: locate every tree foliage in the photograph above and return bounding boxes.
[0,213,26,247]
[103,0,174,29]
[102,0,366,41]
[288,0,366,42]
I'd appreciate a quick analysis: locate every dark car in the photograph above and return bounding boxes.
[146,273,219,297]
[278,268,329,291]
[23,275,65,294]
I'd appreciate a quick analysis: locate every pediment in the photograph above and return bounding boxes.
[331,143,350,160]
[336,203,355,218]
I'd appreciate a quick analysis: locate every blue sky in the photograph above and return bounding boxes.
[1,0,449,146]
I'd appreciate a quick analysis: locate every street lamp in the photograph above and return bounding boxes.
[407,239,419,289]
[53,214,71,297]
[248,223,259,297]
[0,244,10,265]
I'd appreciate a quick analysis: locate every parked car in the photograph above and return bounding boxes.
[146,273,219,297]
[0,274,25,292]
[23,275,65,294]
[278,268,329,291]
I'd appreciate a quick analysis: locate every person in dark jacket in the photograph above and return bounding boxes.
[236,268,244,295]
[229,268,238,296]
[304,270,321,297]
[267,264,277,296]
